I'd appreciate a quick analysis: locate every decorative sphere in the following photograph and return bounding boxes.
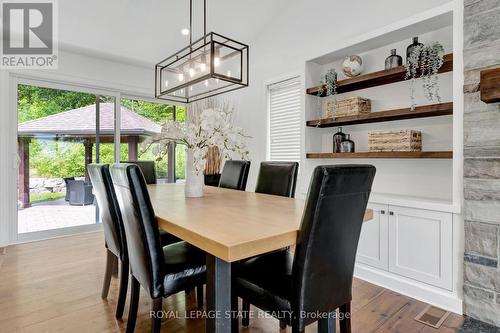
[342,55,364,77]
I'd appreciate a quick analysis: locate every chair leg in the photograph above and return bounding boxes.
[196,284,204,308]
[280,320,287,330]
[241,300,250,327]
[151,297,163,333]
[292,324,305,333]
[318,312,336,333]
[101,249,116,299]
[339,302,351,333]
[115,259,129,319]
[126,276,140,333]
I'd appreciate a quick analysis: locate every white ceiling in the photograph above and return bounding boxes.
[58,0,288,67]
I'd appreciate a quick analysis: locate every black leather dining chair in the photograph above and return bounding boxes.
[110,163,207,333]
[234,165,376,333]
[121,160,157,184]
[255,161,299,197]
[218,160,251,191]
[240,161,300,323]
[88,164,184,320]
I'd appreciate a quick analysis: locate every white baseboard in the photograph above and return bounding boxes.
[354,263,463,314]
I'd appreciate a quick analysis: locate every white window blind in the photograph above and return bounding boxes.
[268,77,301,162]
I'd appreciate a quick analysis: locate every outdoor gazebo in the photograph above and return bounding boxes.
[17,103,161,208]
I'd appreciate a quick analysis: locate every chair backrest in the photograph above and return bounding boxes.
[110,163,165,299]
[255,162,299,197]
[218,160,251,191]
[291,165,375,323]
[121,160,157,184]
[63,177,75,201]
[88,164,126,260]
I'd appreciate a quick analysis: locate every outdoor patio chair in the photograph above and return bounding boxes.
[67,180,94,206]
[63,177,75,201]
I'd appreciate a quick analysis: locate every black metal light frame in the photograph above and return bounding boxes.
[154,0,249,103]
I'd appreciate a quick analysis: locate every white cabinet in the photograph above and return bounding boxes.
[356,203,453,290]
[388,205,453,290]
[356,203,389,270]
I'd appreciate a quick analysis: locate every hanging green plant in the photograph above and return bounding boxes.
[405,41,445,110]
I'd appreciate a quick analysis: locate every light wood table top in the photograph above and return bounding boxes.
[149,184,373,262]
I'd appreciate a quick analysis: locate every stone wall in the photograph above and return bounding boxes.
[463,0,500,327]
[30,178,66,194]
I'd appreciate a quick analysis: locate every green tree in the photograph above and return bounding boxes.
[18,86,185,180]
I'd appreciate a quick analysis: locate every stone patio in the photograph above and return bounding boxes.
[18,199,97,234]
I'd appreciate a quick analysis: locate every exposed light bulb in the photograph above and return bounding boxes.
[227,70,231,77]
[181,28,189,35]
[214,57,220,67]
[165,80,169,87]
[180,89,184,94]
[178,73,184,82]
[204,80,208,87]
[215,78,219,83]
[190,86,193,91]
[189,67,195,77]
[200,63,207,72]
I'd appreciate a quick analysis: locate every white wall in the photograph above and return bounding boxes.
[228,0,454,198]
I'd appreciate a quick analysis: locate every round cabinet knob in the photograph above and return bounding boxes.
[389,211,394,216]
[380,210,386,215]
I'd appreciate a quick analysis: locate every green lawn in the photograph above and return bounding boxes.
[30,192,66,204]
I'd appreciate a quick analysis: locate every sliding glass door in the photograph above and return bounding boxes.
[120,98,186,182]
[16,81,118,240]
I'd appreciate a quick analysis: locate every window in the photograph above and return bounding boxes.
[268,77,301,162]
[120,98,187,182]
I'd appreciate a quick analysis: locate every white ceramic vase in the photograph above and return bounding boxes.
[185,149,204,198]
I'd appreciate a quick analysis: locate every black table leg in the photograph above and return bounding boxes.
[206,254,233,333]
[318,312,336,333]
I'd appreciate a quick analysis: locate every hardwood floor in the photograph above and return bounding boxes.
[0,232,464,332]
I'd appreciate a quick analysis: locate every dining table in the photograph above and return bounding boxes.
[148,183,373,333]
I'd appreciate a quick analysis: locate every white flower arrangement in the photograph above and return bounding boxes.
[144,100,249,175]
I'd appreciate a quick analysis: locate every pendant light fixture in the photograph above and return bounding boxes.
[155,0,249,103]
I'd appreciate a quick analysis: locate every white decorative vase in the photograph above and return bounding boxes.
[185,149,204,198]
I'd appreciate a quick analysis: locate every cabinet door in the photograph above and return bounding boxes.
[356,203,389,270]
[388,206,452,290]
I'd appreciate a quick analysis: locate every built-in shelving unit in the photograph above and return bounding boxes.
[302,6,462,313]
[306,151,453,159]
[305,52,454,159]
[306,53,453,97]
[306,102,453,127]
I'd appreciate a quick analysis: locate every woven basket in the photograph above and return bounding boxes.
[323,96,371,118]
[368,130,422,152]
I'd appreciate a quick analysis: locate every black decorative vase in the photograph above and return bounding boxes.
[333,127,346,153]
[406,36,424,63]
[385,49,403,69]
[340,134,355,153]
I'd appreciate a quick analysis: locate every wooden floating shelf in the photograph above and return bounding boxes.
[306,151,453,159]
[307,53,453,96]
[306,102,453,128]
[480,67,500,103]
